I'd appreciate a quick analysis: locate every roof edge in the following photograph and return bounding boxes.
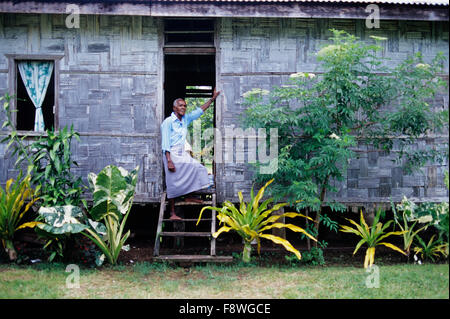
[0,1,448,21]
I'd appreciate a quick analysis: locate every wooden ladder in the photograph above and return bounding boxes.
[153,190,233,263]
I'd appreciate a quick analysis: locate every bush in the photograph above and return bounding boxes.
[286,247,325,266]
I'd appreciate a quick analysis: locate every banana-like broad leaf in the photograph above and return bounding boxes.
[353,238,366,255]
[197,206,224,226]
[87,218,107,236]
[259,212,313,228]
[378,242,406,255]
[252,179,274,214]
[195,179,315,262]
[16,221,43,231]
[88,165,139,221]
[253,202,289,227]
[241,224,259,241]
[340,224,362,236]
[238,191,246,213]
[0,172,39,243]
[345,217,367,238]
[260,222,317,242]
[212,225,233,238]
[375,230,407,244]
[260,233,302,260]
[37,205,88,235]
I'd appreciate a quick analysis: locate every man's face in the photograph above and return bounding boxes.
[173,100,187,117]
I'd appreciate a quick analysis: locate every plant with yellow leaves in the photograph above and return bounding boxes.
[197,179,316,263]
[340,208,406,268]
[0,171,40,261]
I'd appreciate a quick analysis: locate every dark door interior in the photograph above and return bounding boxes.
[164,54,215,118]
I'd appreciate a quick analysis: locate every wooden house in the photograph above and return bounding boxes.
[0,0,448,211]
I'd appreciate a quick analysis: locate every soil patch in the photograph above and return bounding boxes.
[117,238,413,267]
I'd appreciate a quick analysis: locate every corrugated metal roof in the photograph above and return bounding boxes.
[154,0,449,6]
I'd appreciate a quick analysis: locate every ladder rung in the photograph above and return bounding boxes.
[175,200,213,206]
[160,231,211,237]
[191,188,216,194]
[162,218,212,222]
[153,255,233,263]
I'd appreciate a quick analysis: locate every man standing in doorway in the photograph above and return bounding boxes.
[161,88,220,220]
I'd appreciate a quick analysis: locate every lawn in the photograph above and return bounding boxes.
[0,262,448,299]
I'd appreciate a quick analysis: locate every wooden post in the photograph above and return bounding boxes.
[210,193,217,256]
[153,191,166,256]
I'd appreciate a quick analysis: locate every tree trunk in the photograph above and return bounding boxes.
[313,178,329,248]
[242,241,252,263]
[4,239,17,261]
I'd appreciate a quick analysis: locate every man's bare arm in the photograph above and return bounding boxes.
[165,151,175,172]
[200,88,221,112]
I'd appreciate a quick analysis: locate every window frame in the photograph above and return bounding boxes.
[6,54,63,135]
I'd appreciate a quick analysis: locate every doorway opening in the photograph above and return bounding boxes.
[164,54,216,175]
[163,18,216,176]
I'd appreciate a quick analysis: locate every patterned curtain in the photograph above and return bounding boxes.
[18,61,54,132]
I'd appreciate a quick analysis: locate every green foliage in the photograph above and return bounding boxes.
[396,195,449,244]
[1,94,90,261]
[414,235,448,262]
[241,29,448,245]
[391,202,428,259]
[1,93,35,169]
[37,206,91,235]
[0,172,40,261]
[285,246,325,266]
[185,95,215,164]
[1,94,86,207]
[35,205,105,263]
[32,165,139,265]
[28,126,86,207]
[197,179,316,263]
[82,165,139,265]
[340,209,406,268]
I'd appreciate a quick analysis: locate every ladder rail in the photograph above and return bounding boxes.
[153,189,228,262]
[153,191,166,256]
[210,193,216,256]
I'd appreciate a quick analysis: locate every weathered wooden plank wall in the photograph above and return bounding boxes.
[216,17,449,206]
[0,13,163,202]
[0,13,448,208]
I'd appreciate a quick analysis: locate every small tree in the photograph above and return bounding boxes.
[242,29,448,247]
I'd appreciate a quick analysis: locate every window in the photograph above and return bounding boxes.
[164,19,215,46]
[16,61,55,131]
[6,55,61,132]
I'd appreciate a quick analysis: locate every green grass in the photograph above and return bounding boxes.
[0,262,448,299]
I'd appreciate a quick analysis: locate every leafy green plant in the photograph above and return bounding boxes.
[242,29,448,248]
[81,165,139,265]
[2,95,85,207]
[27,126,86,207]
[1,93,35,171]
[391,201,428,261]
[35,205,105,263]
[285,246,325,266]
[414,235,448,263]
[340,209,406,268]
[396,195,449,244]
[0,172,40,261]
[197,179,316,263]
[2,94,88,261]
[186,94,215,164]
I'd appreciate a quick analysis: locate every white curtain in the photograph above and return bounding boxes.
[18,61,54,132]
